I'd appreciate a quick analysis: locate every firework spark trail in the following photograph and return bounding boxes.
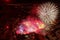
[37,2,58,27]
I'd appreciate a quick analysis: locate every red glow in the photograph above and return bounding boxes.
[31,4,39,15]
[6,26,9,29]
[4,0,11,3]
[16,16,45,35]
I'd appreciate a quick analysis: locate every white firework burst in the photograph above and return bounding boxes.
[37,2,58,26]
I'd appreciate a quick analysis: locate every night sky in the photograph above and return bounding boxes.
[0,0,60,40]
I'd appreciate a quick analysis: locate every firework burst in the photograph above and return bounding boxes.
[37,2,58,26]
[15,16,45,35]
